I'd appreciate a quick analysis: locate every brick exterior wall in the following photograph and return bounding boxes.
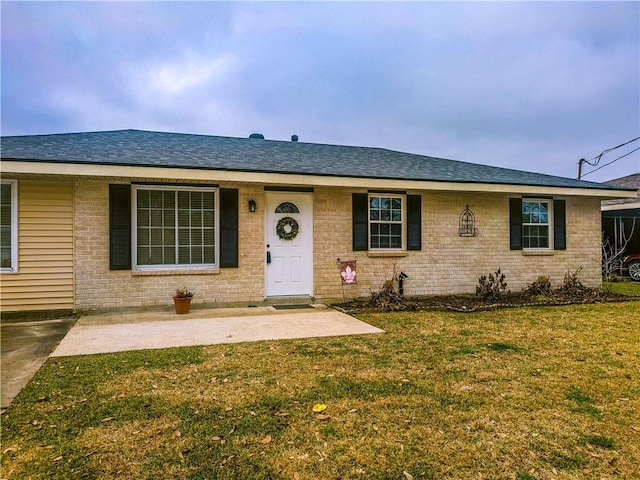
[74,179,602,310]
[74,179,265,310]
[312,188,602,300]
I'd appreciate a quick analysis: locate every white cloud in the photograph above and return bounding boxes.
[147,54,237,96]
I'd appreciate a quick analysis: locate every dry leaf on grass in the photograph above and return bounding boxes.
[312,403,327,412]
[403,471,414,480]
[261,435,272,444]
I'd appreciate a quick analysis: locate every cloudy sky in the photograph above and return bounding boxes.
[2,1,638,183]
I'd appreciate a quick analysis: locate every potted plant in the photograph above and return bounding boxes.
[173,288,194,314]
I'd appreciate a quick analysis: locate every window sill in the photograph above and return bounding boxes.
[522,250,555,256]
[132,268,220,276]
[367,251,408,258]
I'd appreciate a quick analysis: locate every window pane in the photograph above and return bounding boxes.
[178,246,190,264]
[275,202,299,213]
[0,184,11,205]
[0,205,11,228]
[178,192,190,209]
[1,183,15,270]
[164,246,175,264]
[191,211,202,228]
[191,193,202,209]
[137,190,149,209]
[539,203,549,223]
[192,230,202,245]
[178,213,190,227]
[138,209,149,226]
[165,229,175,245]
[150,209,162,226]
[204,229,214,245]
[149,247,163,264]
[137,228,149,245]
[522,201,550,249]
[164,209,174,225]
[369,195,404,250]
[149,190,164,207]
[137,188,216,266]
[0,247,11,268]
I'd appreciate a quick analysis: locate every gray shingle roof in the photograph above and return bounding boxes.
[0,129,628,191]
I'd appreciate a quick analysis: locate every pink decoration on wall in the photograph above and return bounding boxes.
[340,260,357,284]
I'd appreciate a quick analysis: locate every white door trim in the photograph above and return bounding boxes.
[264,192,314,297]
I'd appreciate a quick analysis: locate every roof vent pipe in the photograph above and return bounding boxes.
[249,133,264,139]
[291,135,298,142]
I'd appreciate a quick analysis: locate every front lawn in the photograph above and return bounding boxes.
[2,302,639,479]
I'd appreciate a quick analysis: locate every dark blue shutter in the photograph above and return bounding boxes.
[220,188,238,268]
[352,193,368,251]
[406,195,422,250]
[509,198,523,250]
[109,184,131,270]
[553,199,566,250]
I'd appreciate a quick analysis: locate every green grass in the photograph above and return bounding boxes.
[605,280,640,296]
[2,301,639,479]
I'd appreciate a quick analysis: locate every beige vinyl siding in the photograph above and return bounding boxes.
[0,178,74,312]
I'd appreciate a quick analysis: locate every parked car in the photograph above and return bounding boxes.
[622,253,640,281]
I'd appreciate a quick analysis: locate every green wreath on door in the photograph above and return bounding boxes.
[276,216,299,240]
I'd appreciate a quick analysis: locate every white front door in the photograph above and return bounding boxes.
[265,192,313,297]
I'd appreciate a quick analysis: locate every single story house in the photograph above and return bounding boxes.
[1,129,635,313]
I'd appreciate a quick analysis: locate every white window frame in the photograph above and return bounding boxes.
[132,185,219,270]
[1,180,18,273]
[368,193,406,251]
[522,199,553,251]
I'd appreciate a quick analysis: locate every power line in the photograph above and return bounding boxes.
[584,136,640,167]
[581,145,640,178]
[577,136,640,179]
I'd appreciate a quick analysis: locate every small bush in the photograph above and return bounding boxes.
[367,280,407,311]
[527,275,551,295]
[557,267,603,302]
[476,268,508,300]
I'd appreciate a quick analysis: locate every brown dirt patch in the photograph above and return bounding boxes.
[333,290,634,313]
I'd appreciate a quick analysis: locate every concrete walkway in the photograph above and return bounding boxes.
[51,305,384,357]
[1,317,76,408]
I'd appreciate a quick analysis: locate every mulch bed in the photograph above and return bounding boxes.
[333,289,637,314]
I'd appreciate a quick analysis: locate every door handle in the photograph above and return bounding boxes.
[266,245,271,264]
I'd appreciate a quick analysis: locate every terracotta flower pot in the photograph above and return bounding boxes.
[173,297,192,314]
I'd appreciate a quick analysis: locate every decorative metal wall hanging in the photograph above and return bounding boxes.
[458,204,479,237]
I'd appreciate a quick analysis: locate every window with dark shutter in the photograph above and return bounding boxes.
[219,188,239,268]
[352,193,368,251]
[406,194,422,250]
[109,184,132,270]
[553,199,566,250]
[509,198,523,250]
